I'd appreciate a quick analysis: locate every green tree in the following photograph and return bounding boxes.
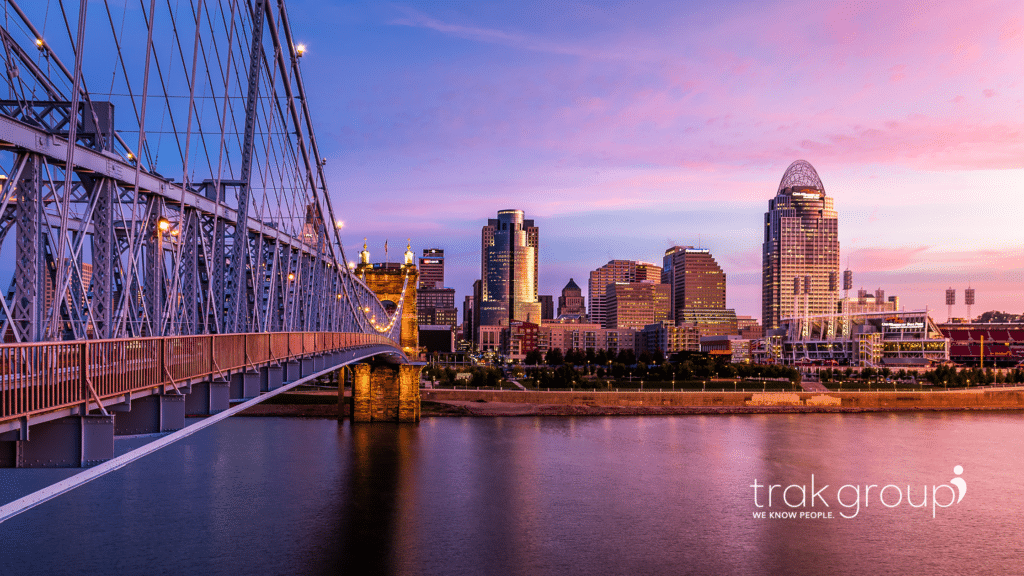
[611,362,627,380]
[545,348,564,366]
[554,364,580,388]
[565,348,585,366]
[676,361,694,381]
[717,363,738,379]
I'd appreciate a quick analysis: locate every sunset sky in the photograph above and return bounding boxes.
[289,0,1023,322]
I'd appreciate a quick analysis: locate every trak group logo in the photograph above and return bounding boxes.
[749,466,966,520]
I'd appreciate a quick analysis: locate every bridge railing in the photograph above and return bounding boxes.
[0,332,397,424]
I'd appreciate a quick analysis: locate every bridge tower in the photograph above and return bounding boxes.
[346,241,421,423]
[354,240,419,358]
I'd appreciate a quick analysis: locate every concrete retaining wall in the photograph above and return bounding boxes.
[422,388,1024,409]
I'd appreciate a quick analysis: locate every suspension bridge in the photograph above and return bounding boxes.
[0,0,419,469]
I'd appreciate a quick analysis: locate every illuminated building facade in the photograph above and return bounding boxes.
[418,248,444,289]
[771,310,948,367]
[640,321,701,355]
[762,160,840,330]
[479,210,541,328]
[588,260,661,328]
[662,246,736,336]
[604,282,671,331]
[539,322,638,355]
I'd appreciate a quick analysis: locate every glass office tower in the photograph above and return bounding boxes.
[762,160,840,330]
[479,210,541,328]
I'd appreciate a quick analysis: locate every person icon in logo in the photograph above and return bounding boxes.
[950,465,966,504]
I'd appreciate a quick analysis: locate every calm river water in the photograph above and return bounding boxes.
[1,413,1022,575]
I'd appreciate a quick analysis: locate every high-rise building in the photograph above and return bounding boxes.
[418,248,444,289]
[588,260,661,327]
[557,279,586,317]
[662,247,724,315]
[538,295,554,320]
[471,279,482,344]
[662,246,736,336]
[417,287,458,327]
[44,260,93,332]
[604,282,671,330]
[635,262,662,283]
[462,294,474,342]
[762,160,840,330]
[479,210,541,329]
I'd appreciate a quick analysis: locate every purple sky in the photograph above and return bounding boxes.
[288,0,1024,322]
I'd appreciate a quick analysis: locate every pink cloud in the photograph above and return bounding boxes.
[848,246,930,272]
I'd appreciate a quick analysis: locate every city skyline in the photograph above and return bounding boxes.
[282,0,1023,321]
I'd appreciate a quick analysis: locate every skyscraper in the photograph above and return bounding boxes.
[662,247,725,315]
[538,295,554,320]
[762,160,840,330]
[662,246,736,336]
[588,260,660,327]
[605,282,672,330]
[479,210,541,328]
[418,248,444,289]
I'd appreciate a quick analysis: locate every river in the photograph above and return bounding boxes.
[1,413,1021,575]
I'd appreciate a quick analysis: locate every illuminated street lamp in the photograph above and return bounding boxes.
[296,43,307,57]
[287,272,295,281]
[157,217,170,233]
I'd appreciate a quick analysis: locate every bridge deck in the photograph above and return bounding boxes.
[0,332,400,432]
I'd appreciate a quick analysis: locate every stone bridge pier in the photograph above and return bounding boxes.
[349,363,421,423]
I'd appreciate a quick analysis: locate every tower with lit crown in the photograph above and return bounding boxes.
[762,160,840,330]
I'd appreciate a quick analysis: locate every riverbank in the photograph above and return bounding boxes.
[233,387,1024,418]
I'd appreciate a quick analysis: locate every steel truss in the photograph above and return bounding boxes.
[0,0,403,343]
